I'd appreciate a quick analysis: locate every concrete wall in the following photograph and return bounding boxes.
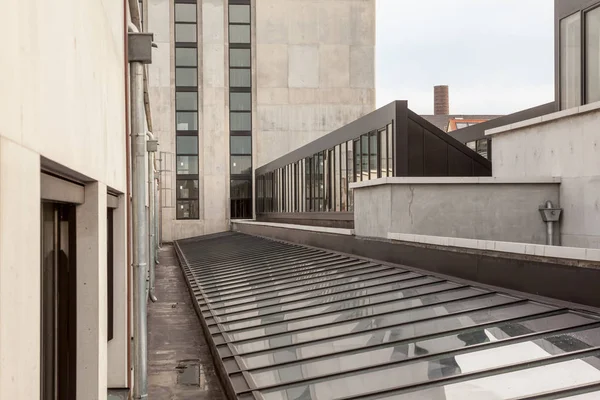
[0,0,128,397]
[255,0,376,168]
[149,0,230,242]
[352,178,561,244]
[490,103,600,249]
[149,0,376,241]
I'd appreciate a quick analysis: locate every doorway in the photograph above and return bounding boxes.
[41,202,77,400]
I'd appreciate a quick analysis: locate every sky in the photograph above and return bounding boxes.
[375,0,555,115]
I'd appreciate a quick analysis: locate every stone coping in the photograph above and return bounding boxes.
[486,100,600,137]
[350,176,561,189]
[231,220,354,236]
[388,232,600,263]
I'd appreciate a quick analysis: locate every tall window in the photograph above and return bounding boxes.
[175,0,199,219]
[229,1,252,219]
[561,13,581,109]
[586,7,600,103]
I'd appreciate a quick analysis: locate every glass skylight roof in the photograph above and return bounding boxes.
[175,232,600,400]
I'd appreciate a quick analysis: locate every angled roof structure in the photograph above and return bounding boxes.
[175,232,600,400]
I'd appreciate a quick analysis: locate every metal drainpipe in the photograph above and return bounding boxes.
[539,200,563,246]
[147,133,158,303]
[129,24,149,400]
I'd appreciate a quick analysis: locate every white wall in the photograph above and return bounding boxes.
[491,104,600,249]
[0,0,128,397]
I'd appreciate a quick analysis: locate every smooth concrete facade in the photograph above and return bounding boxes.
[351,177,561,244]
[489,102,600,249]
[255,0,376,167]
[148,0,376,241]
[0,0,129,398]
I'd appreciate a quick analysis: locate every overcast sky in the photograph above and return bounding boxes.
[376,0,555,115]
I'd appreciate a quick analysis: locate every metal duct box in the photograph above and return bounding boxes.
[128,32,154,64]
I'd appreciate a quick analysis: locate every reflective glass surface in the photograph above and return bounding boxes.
[175,47,197,67]
[231,155,251,175]
[212,272,421,317]
[250,315,598,388]
[231,136,252,155]
[175,3,196,22]
[222,282,461,332]
[229,4,250,23]
[176,136,198,155]
[231,293,517,353]
[372,356,600,400]
[176,68,197,87]
[215,275,438,323]
[176,156,198,175]
[229,25,250,43]
[230,69,251,88]
[175,23,197,42]
[177,233,600,400]
[230,49,251,67]
[207,264,390,303]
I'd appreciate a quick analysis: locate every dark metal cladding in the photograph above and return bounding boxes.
[176,232,600,400]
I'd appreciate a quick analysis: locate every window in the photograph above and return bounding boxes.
[369,131,378,180]
[231,136,252,155]
[175,48,197,67]
[231,156,251,175]
[229,0,252,219]
[586,7,600,103]
[561,13,581,109]
[175,0,199,219]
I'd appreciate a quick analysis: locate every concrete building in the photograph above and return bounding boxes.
[144,0,376,241]
[1,1,130,399]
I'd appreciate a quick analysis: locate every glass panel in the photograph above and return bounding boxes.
[476,139,488,159]
[227,288,486,342]
[176,200,199,219]
[561,13,581,109]
[241,302,555,369]
[230,92,251,111]
[231,180,251,200]
[334,146,340,211]
[231,156,251,175]
[176,156,199,175]
[361,134,369,181]
[229,25,250,43]
[217,274,437,323]
[305,157,311,211]
[230,112,251,131]
[340,142,347,211]
[175,47,197,67]
[387,124,393,176]
[176,91,197,111]
[375,356,600,400]
[175,3,196,22]
[209,263,388,303]
[176,136,198,155]
[353,140,361,182]
[222,281,460,332]
[467,141,477,151]
[587,7,600,103]
[369,131,378,179]
[230,48,251,67]
[230,68,251,87]
[176,112,198,131]
[210,268,401,310]
[177,179,199,199]
[379,129,387,177]
[231,136,251,155]
[249,312,595,387]
[232,294,518,354]
[259,328,600,399]
[229,4,250,23]
[176,67,197,87]
[175,23,197,42]
[347,140,354,211]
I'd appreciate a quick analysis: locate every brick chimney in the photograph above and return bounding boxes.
[434,85,449,115]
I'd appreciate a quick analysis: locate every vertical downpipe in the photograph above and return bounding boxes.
[131,60,148,399]
[148,146,158,302]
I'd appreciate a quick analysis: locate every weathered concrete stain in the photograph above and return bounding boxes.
[148,245,226,399]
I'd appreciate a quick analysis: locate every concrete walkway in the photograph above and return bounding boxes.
[148,244,226,400]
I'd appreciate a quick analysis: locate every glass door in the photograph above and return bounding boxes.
[41,202,76,400]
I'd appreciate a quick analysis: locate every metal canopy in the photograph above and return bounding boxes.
[175,232,600,400]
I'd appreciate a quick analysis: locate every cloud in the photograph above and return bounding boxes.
[376,0,555,114]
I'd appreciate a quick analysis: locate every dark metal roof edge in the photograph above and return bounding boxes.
[255,101,402,176]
